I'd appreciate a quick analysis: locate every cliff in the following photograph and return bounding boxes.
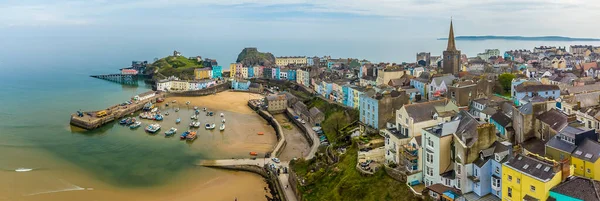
[236,47,276,67]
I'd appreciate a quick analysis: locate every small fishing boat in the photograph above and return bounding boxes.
[209,112,213,116]
[193,106,198,110]
[220,113,224,117]
[172,100,177,103]
[145,124,161,133]
[143,103,153,111]
[189,121,196,127]
[157,98,164,103]
[130,121,142,129]
[165,112,169,116]
[194,121,201,128]
[151,108,158,113]
[186,131,197,141]
[203,108,207,111]
[195,110,200,115]
[190,115,197,120]
[222,119,226,123]
[180,131,190,139]
[165,127,177,136]
[165,103,169,107]
[176,118,181,124]
[126,118,136,125]
[120,117,131,125]
[249,152,258,156]
[185,101,190,105]
[175,108,179,112]
[220,124,225,131]
[205,123,216,130]
[155,114,163,121]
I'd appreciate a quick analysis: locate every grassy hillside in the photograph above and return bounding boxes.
[148,56,203,80]
[292,145,420,201]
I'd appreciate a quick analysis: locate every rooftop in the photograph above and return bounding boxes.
[403,99,454,123]
[536,109,568,132]
[504,154,558,182]
[550,176,600,201]
[514,84,560,92]
[572,139,600,162]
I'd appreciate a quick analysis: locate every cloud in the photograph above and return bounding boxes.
[0,0,598,37]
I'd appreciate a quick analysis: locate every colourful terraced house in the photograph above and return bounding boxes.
[571,139,600,181]
[502,154,567,201]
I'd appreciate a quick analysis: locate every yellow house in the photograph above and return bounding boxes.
[194,67,212,80]
[229,63,236,78]
[571,139,600,180]
[502,154,564,201]
[276,56,307,66]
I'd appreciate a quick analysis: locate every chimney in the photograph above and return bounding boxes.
[415,93,422,102]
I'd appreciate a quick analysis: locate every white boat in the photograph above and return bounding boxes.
[203,108,207,111]
[219,124,225,131]
[151,108,158,113]
[145,124,161,133]
[222,119,226,123]
[193,121,201,128]
[190,115,197,119]
[205,123,216,130]
[220,113,224,117]
[130,121,142,129]
[193,106,198,110]
[172,100,177,103]
[175,108,179,112]
[186,101,190,105]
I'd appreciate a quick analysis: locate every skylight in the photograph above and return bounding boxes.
[544,167,551,172]
[536,164,542,169]
[585,153,593,159]
[523,164,529,169]
[575,150,583,155]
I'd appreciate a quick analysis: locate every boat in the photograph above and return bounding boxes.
[205,123,216,130]
[195,110,200,115]
[151,108,158,113]
[194,121,201,128]
[175,108,179,112]
[176,118,181,124]
[191,115,197,120]
[209,112,213,116]
[203,108,207,111]
[157,98,164,103]
[186,131,197,141]
[130,121,142,129]
[165,127,177,136]
[180,131,190,139]
[155,114,163,121]
[126,118,136,125]
[222,119,226,123]
[143,103,153,111]
[220,113,224,117]
[145,124,161,133]
[220,124,225,131]
[189,121,196,127]
[193,106,198,110]
[119,117,131,125]
[249,152,258,156]
[257,132,264,135]
[165,112,169,116]
[165,103,169,107]
[185,101,190,105]
[172,100,177,103]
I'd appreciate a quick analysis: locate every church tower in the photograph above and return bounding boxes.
[443,20,461,75]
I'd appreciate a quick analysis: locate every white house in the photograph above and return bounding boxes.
[428,75,456,100]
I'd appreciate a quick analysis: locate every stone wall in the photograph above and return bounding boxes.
[168,82,231,97]
[258,109,287,157]
[385,165,407,183]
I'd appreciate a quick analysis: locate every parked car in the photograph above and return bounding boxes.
[271,158,280,163]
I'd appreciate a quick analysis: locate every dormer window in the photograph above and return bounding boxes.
[495,154,500,162]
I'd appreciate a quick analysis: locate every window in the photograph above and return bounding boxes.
[428,139,434,148]
[588,168,592,174]
[492,178,500,188]
[430,191,438,198]
[574,164,577,169]
[495,166,500,174]
[456,178,461,188]
[517,178,520,184]
[444,178,451,186]
[426,167,434,176]
[508,187,512,197]
[508,175,512,182]
[426,152,434,164]
[474,168,478,177]
[530,185,536,192]
[405,118,408,124]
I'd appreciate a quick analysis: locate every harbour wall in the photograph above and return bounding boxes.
[166,81,230,97]
[257,109,287,158]
[202,164,287,201]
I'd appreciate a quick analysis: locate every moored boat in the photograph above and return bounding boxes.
[180,131,190,139]
[222,119,225,123]
[186,131,197,141]
[155,114,163,121]
[185,101,190,105]
[175,108,179,112]
[193,106,198,110]
[130,121,142,129]
[151,108,158,113]
[193,121,201,128]
[145,124,161,133]
[120,117,131,125]
[176,118,181,124]
[220,124,225,131]
[165,127,177,136]
[190,115,197,120]
[143,103,153,111]
[220,113,224,117]
[205,123,216,130]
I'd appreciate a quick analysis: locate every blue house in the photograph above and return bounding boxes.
[490,141,512,199]
[359,93,379,129]
[490,112,511,137]
[231,80,250,91]
[248,66,254,78]
[504,52,514,61]
[211,66,223,79]
[327,61,334,69]
[287,69,296,81]
[274,67,281,80]
[472,153,492,197]
[410,78,428,99]
[342,85,350,107]
[513,84,560,106]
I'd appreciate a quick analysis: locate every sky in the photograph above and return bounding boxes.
[1,0,599,40]
[1,0,600,68]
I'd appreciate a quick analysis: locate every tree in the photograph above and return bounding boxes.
[323,112,346,137]
[498,73,516,93]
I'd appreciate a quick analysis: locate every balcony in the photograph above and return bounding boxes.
[403,144,418,156]
[404,158,419,173]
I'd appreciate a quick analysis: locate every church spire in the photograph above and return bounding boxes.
[446,19,456,51]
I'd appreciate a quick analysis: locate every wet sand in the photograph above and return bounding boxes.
[0,91,276,201]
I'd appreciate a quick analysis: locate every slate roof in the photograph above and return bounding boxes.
[404,99,452,123]
[482,107,497,116]
[537,109,568,131]
[454,111,483,147]
[427,183,461,195]
[565,83,600,95]
[550,176,600,201]
[518,102,533,115]
[546,135,577,154]
[505,154,557,182]
[514,84,559,92]
[440,170,456,179]
[572,139,600,162]
[491,112,511,127]
[431,75,456,86]
[564,91,600,108]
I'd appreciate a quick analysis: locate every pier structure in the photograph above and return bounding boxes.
[90,74,139,85]
[70,91,165,130]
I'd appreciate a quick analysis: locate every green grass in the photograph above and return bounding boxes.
[149,56,204,79]
[292,145,420,201]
